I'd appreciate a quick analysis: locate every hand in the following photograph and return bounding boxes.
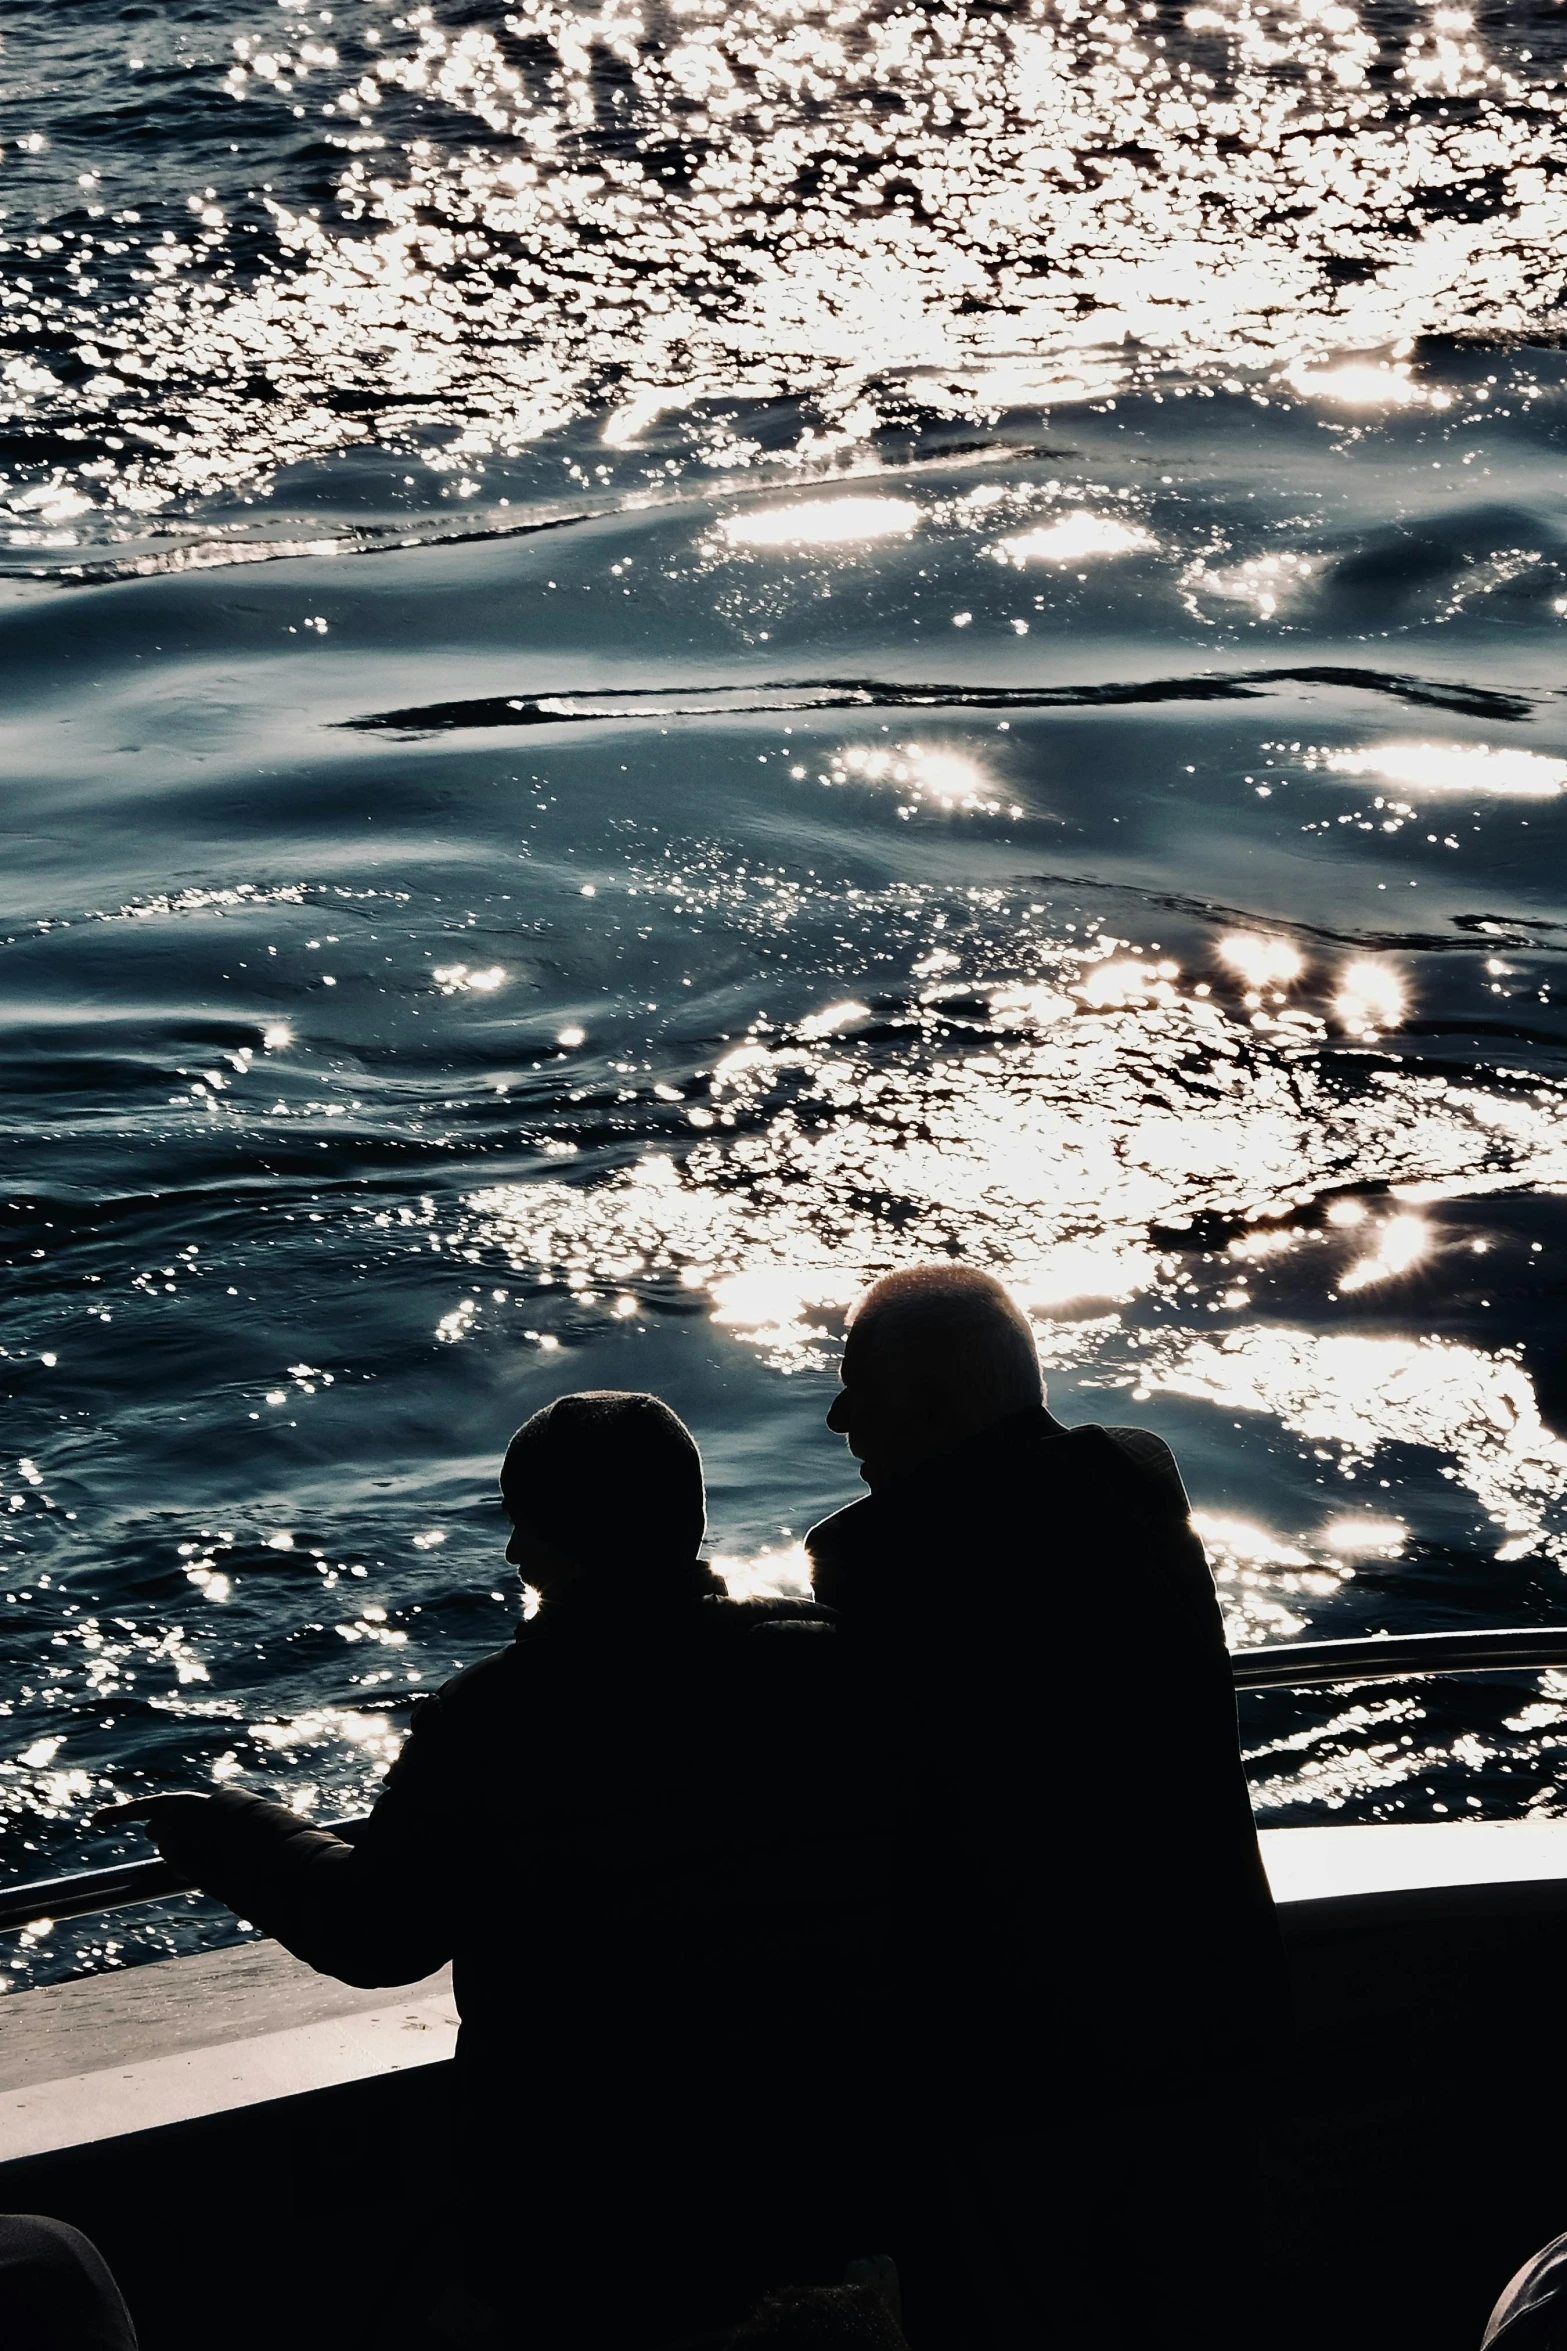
[93,1794,212,1883]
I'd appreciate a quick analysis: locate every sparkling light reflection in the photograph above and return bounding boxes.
[1188,1510,1324,1646]
[1181,549,1319,621]
[1321,743,1567,799]
[1218,935,1305,990]
[1285,361,1435,408]
[990,514,1157,567]
[432,963,507,994]
[710,1542,813,1603]
[459,932,1567,1400]
[719,499,920,548]
[1151,1327,1567,1567]
[1337,1214,1429,1293]
[797,1000,872,1040]
[823,742,1001,813]
[9,0,1566,536]
[1334,959,1407,1037]
[1319,1518,1409,1557]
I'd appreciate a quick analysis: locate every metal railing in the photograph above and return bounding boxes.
[1228,1626,1567,1691]
[0,1817,361,1940]
[5,1628,1567,1938]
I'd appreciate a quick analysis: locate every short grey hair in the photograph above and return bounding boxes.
[848,1264,1043,1422]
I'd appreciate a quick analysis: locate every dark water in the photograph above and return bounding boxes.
[6,0,1567,1988]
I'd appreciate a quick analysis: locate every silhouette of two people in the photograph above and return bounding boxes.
[110,1266,1285,2348]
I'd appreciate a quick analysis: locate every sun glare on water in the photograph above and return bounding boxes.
[823,742,1001,813]
[1285,362,1438,408]
[1337,1214,1429,1293]
[1218,935,1305,990]
[1333,960,1407,1037]
[990,513,1157,566]
[1321,743,1567,799]
[719,499,920,549]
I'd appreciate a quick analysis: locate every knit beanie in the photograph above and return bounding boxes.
[500,1391,707,1573]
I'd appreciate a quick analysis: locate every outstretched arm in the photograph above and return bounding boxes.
[96,1693,458,1988]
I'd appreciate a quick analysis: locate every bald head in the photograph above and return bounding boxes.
[826,1265,1043,1492]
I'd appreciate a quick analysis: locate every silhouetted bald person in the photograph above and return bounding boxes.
[807,1267,1285,2348]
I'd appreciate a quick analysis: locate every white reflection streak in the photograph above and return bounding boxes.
[1016,1244,1155,1307]
[1285,361,1435,407]
[990,513,1156,566]
[1190,1511,1311,1571]
[250,1707,404,1771]
[1322,742,1567,798]
[797,1000,871,1039]
[1319,1516,1408,1556]
[602,389,680,446]
[1073,960,1177,1008]
[719,499,919,547]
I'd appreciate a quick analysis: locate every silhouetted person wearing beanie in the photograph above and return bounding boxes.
[807,1267,1288,2350]
[104,1393,895,2347]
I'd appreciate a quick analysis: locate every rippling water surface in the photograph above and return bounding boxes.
[6,0,1567,1987]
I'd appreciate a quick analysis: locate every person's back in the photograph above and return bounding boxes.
[805,1269,1287,2348]
[809,1399,1280,2117]
[373,1560,871,2131]
[108,1393,894,2345]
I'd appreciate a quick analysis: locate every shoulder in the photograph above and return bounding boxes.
[1100,1424,1191,1509]
[697,1598,842,1691]
[803,1496,878,1608]
[1046,1420,1193,1519]
[702,1595,837,1637]
[804,1496,870,1559]
[416,1639,524,1725]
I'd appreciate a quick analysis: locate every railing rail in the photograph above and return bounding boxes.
[0,1818,361,1940]
[6,1628,1567,1937]
[1228,1627,1567,1691]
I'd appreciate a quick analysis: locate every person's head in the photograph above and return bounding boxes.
[500,1390,706,1603]
[826,1264,1043,1494]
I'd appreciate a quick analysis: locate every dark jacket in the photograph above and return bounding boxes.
[160,1567,895,2138]
[805,1407,1287,2123]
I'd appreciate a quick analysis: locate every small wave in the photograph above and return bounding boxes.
[342,666,1536,737]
